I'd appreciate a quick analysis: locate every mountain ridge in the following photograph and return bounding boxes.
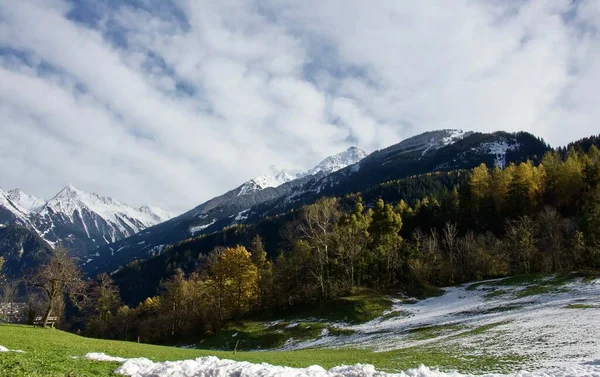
[85,129,552,275]
[0,184,174,255]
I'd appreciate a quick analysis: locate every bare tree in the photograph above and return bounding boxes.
[505,216,538,274]
[442,222,459,283]
[27,247,86,327]
[537,206,564,272]
[0,256,5,286]
[295,198,340,299]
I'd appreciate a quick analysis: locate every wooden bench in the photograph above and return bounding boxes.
[33,316,58,327]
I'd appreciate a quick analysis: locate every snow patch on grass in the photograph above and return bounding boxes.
[275,275,600,370]
[0,345,25,353]
[88,354,600,377]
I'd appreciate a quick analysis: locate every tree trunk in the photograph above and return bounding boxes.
[42,303,52,328]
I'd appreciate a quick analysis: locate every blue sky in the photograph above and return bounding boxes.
[1,0,599,211]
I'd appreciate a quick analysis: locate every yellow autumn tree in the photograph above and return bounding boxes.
[214,246,258,317]
[543,150,585,209]
[470,163,491,202]
[490,164,514,212]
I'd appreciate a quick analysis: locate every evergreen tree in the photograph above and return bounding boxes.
[368,199,403,287]
[249,235,273,310]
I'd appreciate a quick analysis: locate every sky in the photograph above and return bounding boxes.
[1,0,599,212]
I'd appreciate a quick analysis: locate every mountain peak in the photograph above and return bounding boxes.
[303,146,367,176]
[237,147,367,196]
[54,183,82,198]
[139,205,175,222]
[6,188,46,213]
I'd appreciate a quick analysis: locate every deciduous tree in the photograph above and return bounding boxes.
[27,247,86,327]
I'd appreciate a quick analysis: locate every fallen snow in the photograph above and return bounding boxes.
[85,352,128,362]
[280,277,600,370]
[190,220,216,235]
[234,209,250,222]
[87,354,600,377]
[0,345,25,353]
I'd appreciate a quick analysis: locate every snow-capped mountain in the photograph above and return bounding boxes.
[139,206,175,223]
[237,147,367,196]
[237,172,296,196]
[7,189,46,212]
[302,147,368,176]
[0,185,173,256]
[0,187,30,225]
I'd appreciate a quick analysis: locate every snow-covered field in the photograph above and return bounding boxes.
[283,276,600,368]
[82,275,600,376]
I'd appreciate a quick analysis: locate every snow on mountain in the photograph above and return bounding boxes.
[38,184,168,236]
[0,187,29,224]
[237,172,296,196]
[418,129,469,157]
[1,184,173,255]
[7,189,46,212]
[237,147,367,196]
[138,205,175,223]
[477,141,521,169]
[302,147,368,176]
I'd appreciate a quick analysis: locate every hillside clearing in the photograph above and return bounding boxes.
[0,274,599,376]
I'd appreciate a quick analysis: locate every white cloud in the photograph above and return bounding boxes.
[0,0,599,211]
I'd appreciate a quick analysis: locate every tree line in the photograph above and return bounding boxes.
[3,145,600,344]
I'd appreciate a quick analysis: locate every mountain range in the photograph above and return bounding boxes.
[0,129,553,280]
[0,145,368,272]
[83,146,369,272]
[0,185,174,256]
[82,129,551,275]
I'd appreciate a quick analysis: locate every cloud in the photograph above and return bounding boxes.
[0,0,599,211]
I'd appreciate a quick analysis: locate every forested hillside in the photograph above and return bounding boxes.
[85,130,550,275]
[71,142,600,345]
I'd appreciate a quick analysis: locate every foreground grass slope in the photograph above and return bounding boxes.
[0,323,511,376]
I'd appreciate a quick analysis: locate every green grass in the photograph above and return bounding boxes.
[276,289,394,324]
[453,321,511,338]
[564,303,596,309]
[194,289,392,350]
[381,310,410,321]
[0,324,522,376]
[483,289,508,299]
[468,274,577,299]
[457,303,530,317]
[197,320,353,350]
[515,285,569,298]
[408,323,465,340]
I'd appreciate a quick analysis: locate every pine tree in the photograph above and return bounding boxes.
[249,235,272,310]
[368,199,403,287]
